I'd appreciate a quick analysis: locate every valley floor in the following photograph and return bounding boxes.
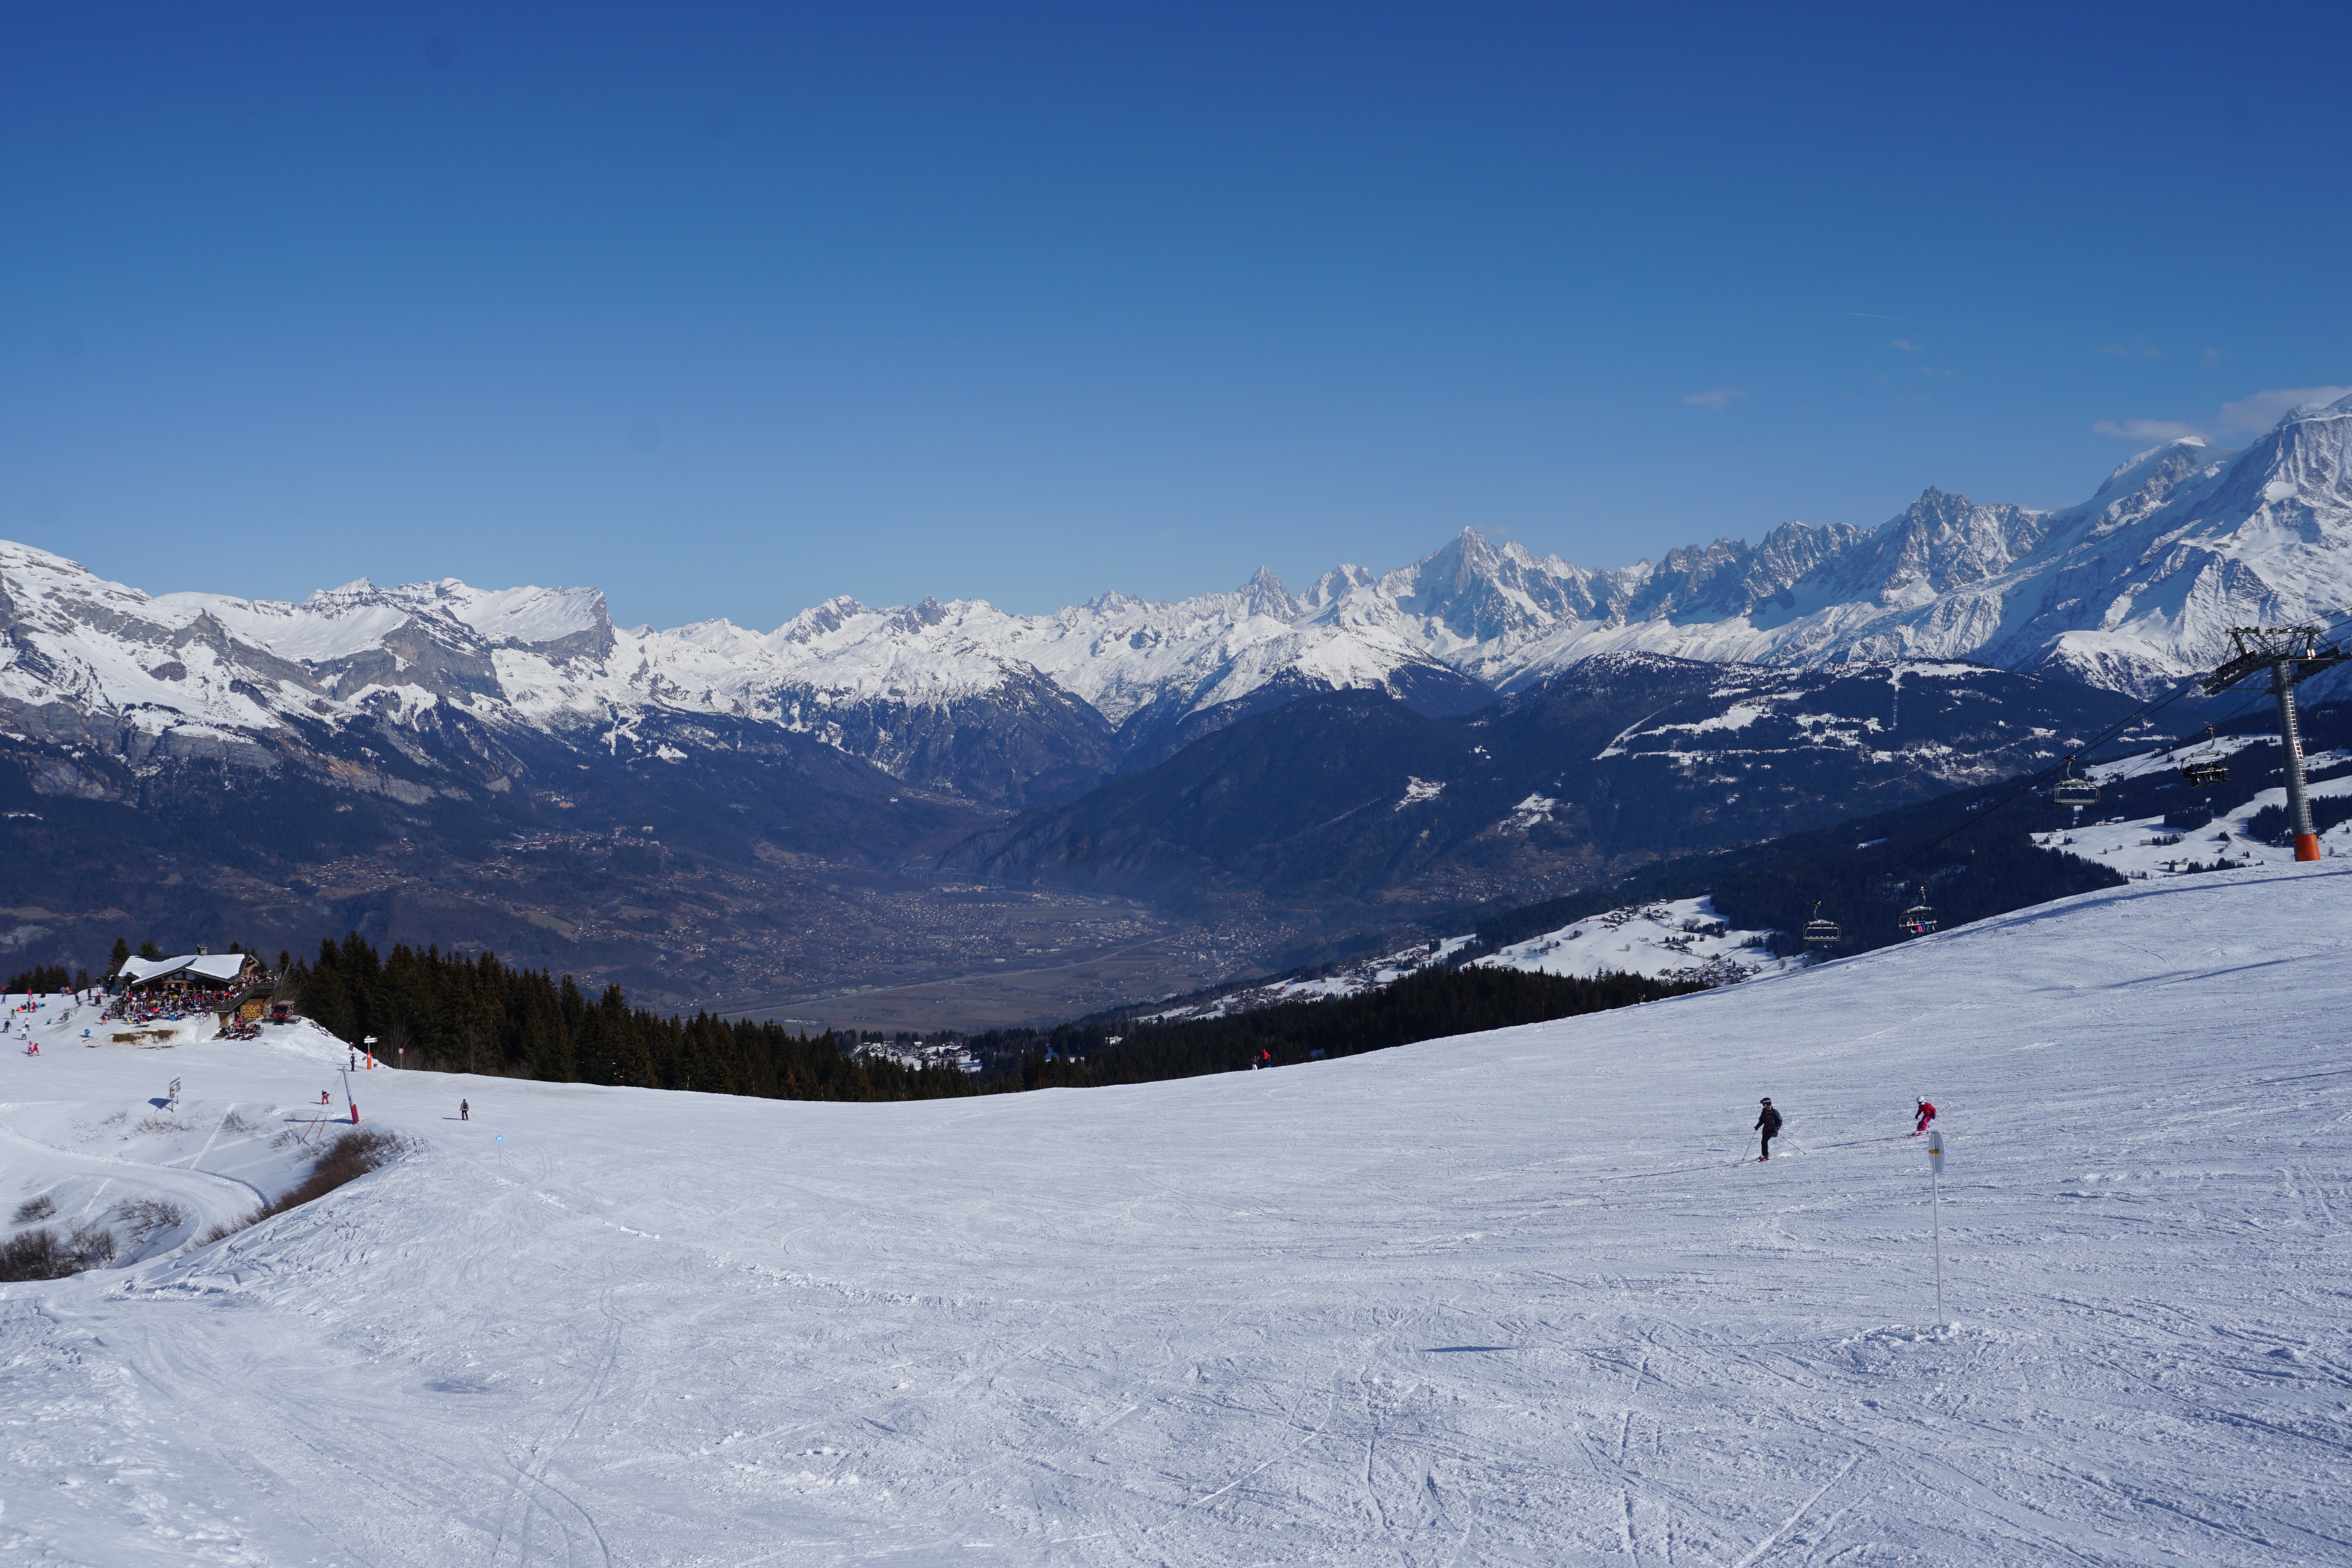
[1,866,2347,1565]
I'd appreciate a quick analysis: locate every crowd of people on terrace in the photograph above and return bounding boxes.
[99,984,255,1027]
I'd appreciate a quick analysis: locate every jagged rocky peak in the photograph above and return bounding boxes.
[2207,389,2352,528]
[1237,565,1299,620]
[1634,536,1768,620]
[886,597,956,634]
[1301,561,1377,608]
[1740,520,1867,604]
[2093,436,2211,502]
[1386,527,1603,641]
[1856,486,2050,600]
[2082,439,2233,540]
[776,594,873,643]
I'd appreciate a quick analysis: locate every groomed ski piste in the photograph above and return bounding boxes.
[3,867,2348,1566]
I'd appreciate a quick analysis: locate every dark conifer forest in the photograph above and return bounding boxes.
[983,967,1702,1091]
[271,934,1690,1104]
[4,964,86,994]
[287,934,980,1102]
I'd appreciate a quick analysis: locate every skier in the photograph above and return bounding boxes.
[319,1089,331,1105]
[460,1098,469,1121]
[1755,1097,1782,1162]
[1913,1097,1937,1136]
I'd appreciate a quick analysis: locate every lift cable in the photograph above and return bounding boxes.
[2076,604,2352,797]
[1865,603,2352,886]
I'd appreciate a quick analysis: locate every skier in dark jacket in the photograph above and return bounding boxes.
[460,1098,469,1121]
[1755,1098,1782,1161]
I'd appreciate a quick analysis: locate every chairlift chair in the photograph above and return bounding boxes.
[2052,755,2100,810]
[1898,885,1938,937]
[2180,725,2229,788]
[1802,901,1841,945]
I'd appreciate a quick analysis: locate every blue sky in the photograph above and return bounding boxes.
[5,2,2348,628]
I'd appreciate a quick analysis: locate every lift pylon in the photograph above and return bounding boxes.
[2204,626,2348,861]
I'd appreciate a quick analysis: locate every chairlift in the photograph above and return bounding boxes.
[1898,885,1938,937]
[1802,901,1841,945]
[2051,755,2099,810]
[2180,725,2229,788]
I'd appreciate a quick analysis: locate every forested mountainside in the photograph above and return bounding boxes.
[946,657,2157,919]
[1454,696,2352,968]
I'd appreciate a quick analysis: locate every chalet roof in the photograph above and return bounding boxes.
[118,952,252,986]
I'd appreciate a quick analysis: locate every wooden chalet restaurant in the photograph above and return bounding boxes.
[112,950,273,1023]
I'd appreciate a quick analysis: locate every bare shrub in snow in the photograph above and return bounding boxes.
[196,1212,259,1248]
[191,1128,413,1255]
[69,1223,114,1269]
[118,1198,185,1242]
[0,1229,64,1281]
[0,1223,116,1282]
[12,1192,56,1223]
[266,1128,407,1216]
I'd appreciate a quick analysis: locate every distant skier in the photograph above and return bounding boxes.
[319,1089,331,1105]
[1913,1097,1937,1136]
[460,1098,470,1121]
[1755,1097,1782,1162]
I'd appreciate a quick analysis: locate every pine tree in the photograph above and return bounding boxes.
[303,958,358,1043]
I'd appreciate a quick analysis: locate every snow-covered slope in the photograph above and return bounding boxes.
[1471,894,1799,986]
[0,1005,357,1271]
[4,865,2348,1564]
[1145,896,1796,1027]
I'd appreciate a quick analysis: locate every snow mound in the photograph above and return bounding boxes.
[1473,894,1802,986]
[3,866,2350,1563]
[1142,934,1478,1022]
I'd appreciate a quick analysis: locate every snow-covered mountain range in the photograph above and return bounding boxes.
[5,393,2349,810]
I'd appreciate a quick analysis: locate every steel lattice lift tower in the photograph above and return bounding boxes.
[2204,626,2348,861]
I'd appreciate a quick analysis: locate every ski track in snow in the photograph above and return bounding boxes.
[2,865,2350,1564]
